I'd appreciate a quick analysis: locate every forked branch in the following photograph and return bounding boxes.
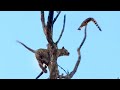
[51,11,61,37]
[67,25,87,79]
[58,25,87,79]
[53,11,61,25]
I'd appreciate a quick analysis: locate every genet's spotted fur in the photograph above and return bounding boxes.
[78,17,102,31]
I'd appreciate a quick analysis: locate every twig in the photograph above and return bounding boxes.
[53,11,61,25]
[58,64,67,74]
[36,71,43,79]
[56,15,66,45]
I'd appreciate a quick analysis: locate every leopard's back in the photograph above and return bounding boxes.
[35,49,49,62]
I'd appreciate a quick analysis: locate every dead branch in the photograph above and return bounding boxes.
[58,25,87,79]
[40,11,52,44]
[41,11,54,45]
[56,15,66,45]
[41,11,45,29]
[78,26,87,50]
[47,11,54,31]
[41,11,47,36]
[67,26,87,78]
[40,11,54,45]
[45,11,54,45]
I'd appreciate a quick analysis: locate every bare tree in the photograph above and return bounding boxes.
[18,11,101,79]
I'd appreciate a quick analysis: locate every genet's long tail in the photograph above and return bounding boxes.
[78,17,102,31]
[92,18,102,31]
[16,40,35,53]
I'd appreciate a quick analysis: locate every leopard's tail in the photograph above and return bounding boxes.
[16,40,35,53]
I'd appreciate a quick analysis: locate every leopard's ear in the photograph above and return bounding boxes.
[62,46,65,49]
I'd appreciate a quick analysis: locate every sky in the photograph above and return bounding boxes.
[0,11,120,79]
